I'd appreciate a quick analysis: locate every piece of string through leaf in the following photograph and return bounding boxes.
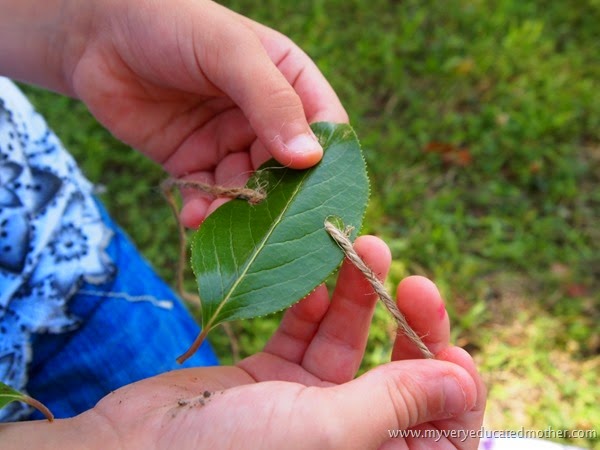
[324,220,435,359]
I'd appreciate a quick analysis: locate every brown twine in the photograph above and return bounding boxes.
[324,220,435,359]
[160,178,266,205]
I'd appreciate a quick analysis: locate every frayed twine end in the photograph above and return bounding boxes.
[161,178,266,205]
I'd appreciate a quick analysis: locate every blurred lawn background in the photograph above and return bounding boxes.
[22,0,598,447]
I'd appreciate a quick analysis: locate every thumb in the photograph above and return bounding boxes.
[222,45,323,169]
[323,360,478,448]
[204,14,323,169]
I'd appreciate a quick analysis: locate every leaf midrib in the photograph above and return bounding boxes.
[204,169,311,329]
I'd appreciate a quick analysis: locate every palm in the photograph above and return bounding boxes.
[87,237,484,449]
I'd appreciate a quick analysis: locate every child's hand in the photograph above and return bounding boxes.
[61,0,348,226]
[75,236,485,449]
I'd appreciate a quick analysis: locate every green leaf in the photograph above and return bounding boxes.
[184,122,368,359]
[0,381,54,421]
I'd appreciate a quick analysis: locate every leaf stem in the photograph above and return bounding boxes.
[176,327,210,364]
[22,395,54,422]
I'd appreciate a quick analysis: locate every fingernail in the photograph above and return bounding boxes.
[285,133,323,156]
[443,375,468,416]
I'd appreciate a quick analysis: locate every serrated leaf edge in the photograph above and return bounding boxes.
[190,122,370,326]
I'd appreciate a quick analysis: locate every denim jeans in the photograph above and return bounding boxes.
[26,201,219,419]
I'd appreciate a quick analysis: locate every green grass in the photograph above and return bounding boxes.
[21,0,598,447]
